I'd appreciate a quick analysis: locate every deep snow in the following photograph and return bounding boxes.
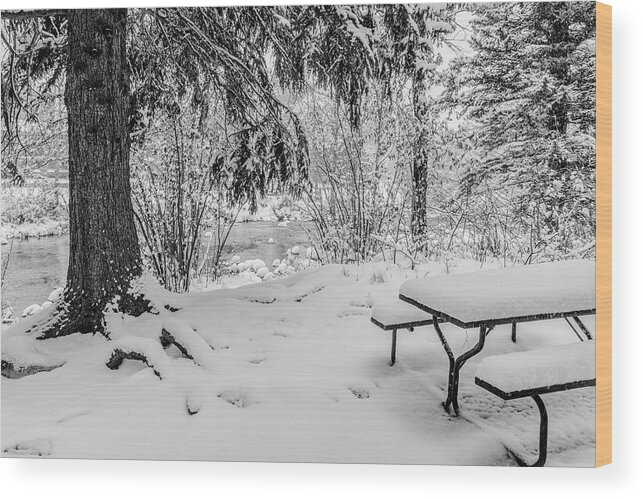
[1,261,595,465]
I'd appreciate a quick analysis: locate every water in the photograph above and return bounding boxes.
[1,221,314,314]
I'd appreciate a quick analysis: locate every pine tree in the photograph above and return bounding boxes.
[445,1,596,260]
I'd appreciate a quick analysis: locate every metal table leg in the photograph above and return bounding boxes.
[573,317,593,340]
[390,329,397,366]
[511,322,517,343]
[564,316,593,341]
[433,319,492,415]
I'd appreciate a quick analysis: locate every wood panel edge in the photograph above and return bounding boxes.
[595,0,612,468]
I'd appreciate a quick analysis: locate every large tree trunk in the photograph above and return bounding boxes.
[43,9,148,337]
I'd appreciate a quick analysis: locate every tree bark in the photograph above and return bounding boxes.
[410,71,429,241]
[42,9,148,337]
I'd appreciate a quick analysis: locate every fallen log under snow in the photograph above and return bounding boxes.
[160,318,216,370]
[105,336,173,380]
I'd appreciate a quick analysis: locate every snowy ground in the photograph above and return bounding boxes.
[1,261,595,465]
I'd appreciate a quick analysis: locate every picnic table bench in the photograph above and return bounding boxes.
[370,301,435,365]
[475,340,596,466]
[398,260,596,414]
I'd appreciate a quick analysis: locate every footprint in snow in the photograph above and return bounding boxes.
[3,438,52,457]
[218,390,255,408]
[349,386,370,399]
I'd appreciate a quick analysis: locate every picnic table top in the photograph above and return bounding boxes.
[399,259,596,328]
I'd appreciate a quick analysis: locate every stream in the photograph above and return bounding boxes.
[1,220,314,314]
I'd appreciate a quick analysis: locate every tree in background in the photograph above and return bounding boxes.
[443,1,596,262]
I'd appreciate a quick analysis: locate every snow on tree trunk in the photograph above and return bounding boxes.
[44,9,148,337]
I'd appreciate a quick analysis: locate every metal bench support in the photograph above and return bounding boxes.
[433,318,492,415]
[511,322,517,343]
[511,395,548,467]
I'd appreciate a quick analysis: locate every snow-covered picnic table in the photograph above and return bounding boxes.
[399,259,596,414]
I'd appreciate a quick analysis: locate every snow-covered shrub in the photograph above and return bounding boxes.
[297,86,411,265]
[1,183,68,230]
[370,266,388,284]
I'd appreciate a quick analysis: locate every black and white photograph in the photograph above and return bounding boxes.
[1,1,603,467]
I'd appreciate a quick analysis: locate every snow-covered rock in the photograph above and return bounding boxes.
[291,246,300,255]
[252,259,266,272]
[277,221,289,228]
[21,304,44,318]
[48,287,64,302]
[272,259,281,267]
[230,255,241,264]
[241,271,262,283]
